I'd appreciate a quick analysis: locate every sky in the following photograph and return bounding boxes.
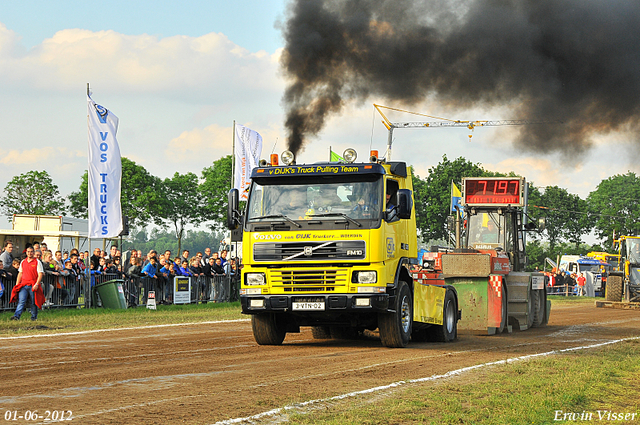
[0,0,637,216]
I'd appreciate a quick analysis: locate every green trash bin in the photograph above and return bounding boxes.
[95,279,128,309]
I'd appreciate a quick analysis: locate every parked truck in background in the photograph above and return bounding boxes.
[227,148,460,347]
[558,255,605,297]
[412,177,550,334]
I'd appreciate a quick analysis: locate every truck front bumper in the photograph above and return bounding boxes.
[241,294,390,314]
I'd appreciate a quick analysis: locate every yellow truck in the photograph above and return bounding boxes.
[227,149,459,347]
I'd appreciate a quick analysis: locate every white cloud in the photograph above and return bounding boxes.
[0,25,283,100]
[0,23,287,196]
[0,146,84,165]
[167,124,232,161]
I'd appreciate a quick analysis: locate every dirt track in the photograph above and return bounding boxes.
[1,303,639,424]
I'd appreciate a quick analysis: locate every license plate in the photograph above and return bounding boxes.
[292,302,325,311]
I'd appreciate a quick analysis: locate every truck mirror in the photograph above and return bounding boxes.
[227,189,240,230]
[397,189,413,220]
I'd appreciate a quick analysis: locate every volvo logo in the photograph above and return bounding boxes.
[304,246,313,256]
[255,234,282,240]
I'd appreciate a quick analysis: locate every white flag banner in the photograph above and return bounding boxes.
[234,124,263,201]
[87,95,123,238]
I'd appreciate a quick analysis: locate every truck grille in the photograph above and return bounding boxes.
[270,269,348,292]
[254,241,365,262]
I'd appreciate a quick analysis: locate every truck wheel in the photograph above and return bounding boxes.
[378,281,412,348]
[532,289,545,327]
[311,326,331,339]
[330,326,359,339]
[427,288,458,342]
[606,276,623,302]
[527,286,539,329]
[252,314,286,345]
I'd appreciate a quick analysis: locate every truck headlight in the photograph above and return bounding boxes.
[245,273,266,286]
[343,148,357,163]
[281,150,295,165]
[356,271,377,283]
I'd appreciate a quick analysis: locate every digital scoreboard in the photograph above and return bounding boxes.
[462,177,525,207]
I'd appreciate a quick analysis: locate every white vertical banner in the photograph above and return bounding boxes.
[234,124,263,201]
[87,95,123,238]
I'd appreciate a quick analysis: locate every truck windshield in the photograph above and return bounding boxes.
[579,264,601,273]
[626,239,640,265]
[247,177,382,224]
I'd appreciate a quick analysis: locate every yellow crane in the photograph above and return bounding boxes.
[374,104,552,160]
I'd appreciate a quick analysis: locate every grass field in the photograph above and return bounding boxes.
[287,340,640,424]
[547,295,599,305]
[0,301,244,336]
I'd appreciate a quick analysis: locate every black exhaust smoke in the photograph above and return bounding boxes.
[281,0,640,156]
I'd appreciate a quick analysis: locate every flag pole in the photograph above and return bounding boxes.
[329,146,332,161]
[231,120,235,190]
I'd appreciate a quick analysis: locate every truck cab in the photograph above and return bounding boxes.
[228,149,458,347]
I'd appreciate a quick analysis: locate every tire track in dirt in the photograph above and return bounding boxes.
[1,304,638,424]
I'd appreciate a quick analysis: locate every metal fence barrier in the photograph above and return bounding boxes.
[1,273,88,311]
[1,272,240,311]
[547,283,576,296]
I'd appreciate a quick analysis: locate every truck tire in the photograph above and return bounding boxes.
[427,288,458,342]
[378,281,412,348]
[311,326,331,339]
[532,289,545,327]
[252,313,286,345]
[606,276,623,302]
[527,286,539,329]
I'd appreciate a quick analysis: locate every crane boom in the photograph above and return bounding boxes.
[373,104,553,160]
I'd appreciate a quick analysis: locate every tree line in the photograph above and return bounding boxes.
[414,155,639,247]
[1,154,638,267]
[0,156,234,254]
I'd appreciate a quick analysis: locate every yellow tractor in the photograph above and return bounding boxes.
[606,236,640,303]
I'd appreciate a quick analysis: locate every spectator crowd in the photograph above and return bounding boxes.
[1,239,241,319]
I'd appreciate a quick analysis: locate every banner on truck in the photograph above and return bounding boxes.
[87,95,123,238]
[234,124,263,201]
